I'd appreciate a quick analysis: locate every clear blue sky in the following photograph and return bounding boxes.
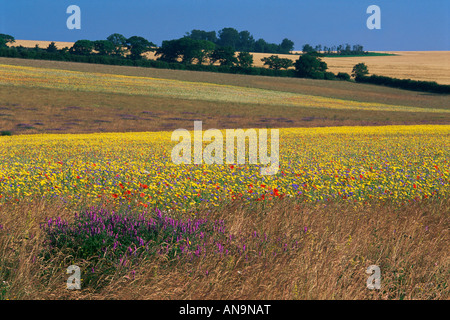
[1,0,449,51]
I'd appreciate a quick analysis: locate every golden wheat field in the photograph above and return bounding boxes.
[249,51,450,85]
[10,40,450,84]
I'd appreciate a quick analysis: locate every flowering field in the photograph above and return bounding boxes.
[1,125,449,213]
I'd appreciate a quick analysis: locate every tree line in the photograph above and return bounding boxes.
[0,33,448,94]
[184,28,294,54]
[302,43,367,56]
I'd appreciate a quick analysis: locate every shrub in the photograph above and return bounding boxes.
[324,71,336,80]
[309,71,325,80]
[356,74,450,94]
[40,207,226,264]
[336,72,351,81]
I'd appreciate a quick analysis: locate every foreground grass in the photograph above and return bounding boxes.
[0,198,448,300]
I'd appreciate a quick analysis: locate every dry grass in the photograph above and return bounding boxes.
[0,198,448,300]
[1,85,449,135]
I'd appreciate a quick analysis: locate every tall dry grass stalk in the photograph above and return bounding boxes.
[0,197,448,300]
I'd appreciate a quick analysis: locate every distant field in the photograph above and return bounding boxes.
[0,61,449,135]
[11,40,75,50]
[9,40,450,85]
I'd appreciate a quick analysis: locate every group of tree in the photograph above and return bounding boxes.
[67,34,156,60]
[185,28,294,54]
[302,43,367,56]
[261,55,293,70]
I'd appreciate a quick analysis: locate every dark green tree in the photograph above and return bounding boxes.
[261,55,293,70]
[209,46,237,66]
[217,28,240,49]
[352,63,369,78]
[264,42,279,54]
[179,38,215,64]
[106,33,128,57]
[253,39,267,53]
[237,52,254,68]
[302,44,316,54]
[70,40,94,55]
[336,72,351,81]
[156,38,215,64]
[126,36,156,60]
[156,39,183,63]
[294,53,328,78]
[237,30,255,52]
[46,42,58,53]
[94,40,115,56]
[279,38,294,54]
[0,34,15,48]
[185,29,217,43]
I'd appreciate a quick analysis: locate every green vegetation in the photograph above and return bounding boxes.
[302,43,395,57]
[0,34,15,48]
[355,74,450,94]
[261,55,293,70]
[336,72,351,81]
[186,27,294,54]
[352,63,370,78]
[294,53,328,78]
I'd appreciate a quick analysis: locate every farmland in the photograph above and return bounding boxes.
[9,40,450,84]
[0,53,449,300]
[0,59,449,135]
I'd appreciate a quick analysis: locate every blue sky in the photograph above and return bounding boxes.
[1,0,449,51]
